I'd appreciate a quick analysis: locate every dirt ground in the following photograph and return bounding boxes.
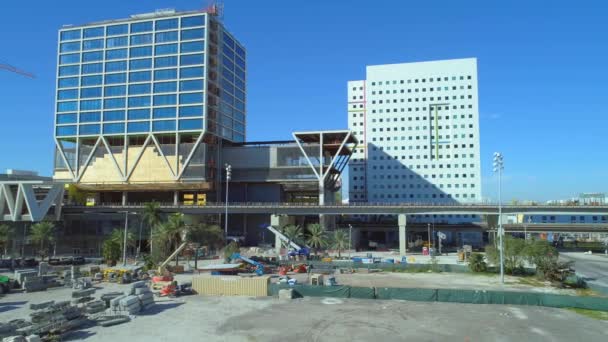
[3,285,608,342]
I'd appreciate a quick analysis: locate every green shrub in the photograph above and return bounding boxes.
[468,253,487,272]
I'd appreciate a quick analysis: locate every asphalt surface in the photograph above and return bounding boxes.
[561,252,608,288]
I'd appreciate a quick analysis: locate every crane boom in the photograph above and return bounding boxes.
[0,63,35,78]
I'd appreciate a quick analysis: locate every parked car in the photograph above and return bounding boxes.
[48,258,61,265]
[71,256,86,265]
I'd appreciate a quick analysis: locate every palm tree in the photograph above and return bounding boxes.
[282,224,303,253]
[306,223,327,257]
[142,202,162,255]
[190,223,224,251]
[0,224,13,257]
[29,221,55,260]
[331,229,349,259]
[108,228,136,260]
[154,213,188,265]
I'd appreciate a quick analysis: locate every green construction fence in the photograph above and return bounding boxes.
[269,283,608,311]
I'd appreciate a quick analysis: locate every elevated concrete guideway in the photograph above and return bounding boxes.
[62,202,608,216]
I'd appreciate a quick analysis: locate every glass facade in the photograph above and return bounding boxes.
[55,12,244,139]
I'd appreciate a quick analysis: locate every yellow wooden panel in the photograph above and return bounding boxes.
[192,276,269,297]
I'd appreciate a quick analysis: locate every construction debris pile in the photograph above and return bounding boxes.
[0,281,157,341]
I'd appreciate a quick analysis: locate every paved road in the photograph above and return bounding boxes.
[561,252,608,288]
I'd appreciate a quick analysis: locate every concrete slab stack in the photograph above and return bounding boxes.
[118,295,141,315]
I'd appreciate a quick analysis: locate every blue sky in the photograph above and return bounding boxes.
[0,0,606,202]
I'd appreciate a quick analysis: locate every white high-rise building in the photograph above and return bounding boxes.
[347,58,481,204]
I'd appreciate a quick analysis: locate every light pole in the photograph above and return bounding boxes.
[525,217,531,241]
[493,152,505,284]
[123,211,129,266]
[224,164,231,239]
[348,224,353,256]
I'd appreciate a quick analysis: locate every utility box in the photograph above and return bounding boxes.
[310,274,323,286]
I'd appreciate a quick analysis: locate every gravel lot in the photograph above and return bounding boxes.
[2,281,608,341]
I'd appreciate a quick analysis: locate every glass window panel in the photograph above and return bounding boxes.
[104,85,126,97]
[80,112,101,122]
[155,31,178,43]
[156,18,178,31]
[103,110,125,121]
[235,45,245,59]
[82,51,103,62]
[222,56,234,71]
[81,75,102,86]
[128,96,151,108]
[104,98,126,109]
[235,89,245,102]
[105,73,127,84]
[106,48,128,60]
[234,77,245,91]
[81,63,103,74]
[57,101,77,112]
[130,34,153,46]
[82,39,104,50]
[83,27,104,38]
[179,105,203,117]
[235,100,245,111]
[130,46,152,57]
[60,53,80,65]
[127,121,149,133]
[58,89,78,100]
[223,34,235,48]
[179,119,203,130]
[235,67,245,81]
[106,36,128,48]
[180,79,204,91]
[60,41,80,53]
[181,41,204,53]
[235,56,245,70]
[154,56,178,68]
[223,45,234,59]
[152,120,176,131]
[128,109,149,120]
[60,29,81,41]
[179,92,204,104]
[130,21,153,33]
[128,83,151,95]
[180,66,205,78]
[180,54,204,66]
[56,125,77,136]
[80,99,102,111]
[181,28,205,40]
[105,61,127,72]
[222,67,233,81]
[181,15,205,28]
[103,123,125,134]
[153,107,176,119]
[129,71,152,82]
[129,58,152,70]
[58,77,79,88]
[59,65,79,76]
[153,94,177,106]
[107,24,128,36]
[154,68,177,81]
[80,87,102,98]
[56,113,77,124]
[153,81,177,93]
[79,124,101,135]
[154,43,178,56]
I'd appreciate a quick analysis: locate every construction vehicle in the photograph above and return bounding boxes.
[230,253,264,276]
[0,275,17,294]
[265,225,310,257]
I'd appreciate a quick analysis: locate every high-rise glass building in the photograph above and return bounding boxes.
[347,58,481,206]
[53,8,246,202]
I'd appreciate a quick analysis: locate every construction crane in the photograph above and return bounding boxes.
[0,62,35,78]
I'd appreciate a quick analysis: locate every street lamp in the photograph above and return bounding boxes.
[348,224,353,256]
[224,164,232,239]
[525,216,532,241]
[493,152,505,284]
